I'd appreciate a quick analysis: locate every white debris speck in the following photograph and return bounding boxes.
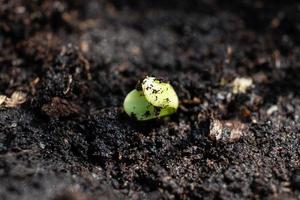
[39,143,45,149]
[11,123,17,127]
[232,77,253,94]
[267,105,278,115]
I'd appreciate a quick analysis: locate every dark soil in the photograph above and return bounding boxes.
[0,0,300,199]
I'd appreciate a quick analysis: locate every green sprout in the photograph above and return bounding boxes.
[123,76,179,120]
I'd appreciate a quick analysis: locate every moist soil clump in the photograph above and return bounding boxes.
[0,0,300,199]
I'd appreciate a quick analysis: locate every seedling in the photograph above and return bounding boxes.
[123,76,179,120]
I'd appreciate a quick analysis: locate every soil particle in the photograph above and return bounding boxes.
[53,188,91,200]
[41,97,81,118]
[292,168,300,191]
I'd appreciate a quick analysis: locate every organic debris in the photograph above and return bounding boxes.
[0,95,6,105]
[209,118,248,143]
[0,91,27,108]
[232,77,253,94]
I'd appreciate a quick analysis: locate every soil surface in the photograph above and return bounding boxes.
[0,0,300,199]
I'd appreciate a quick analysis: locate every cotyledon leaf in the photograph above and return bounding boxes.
[123,77,179,121]
[123,89,157,120]
[142,76,179,109]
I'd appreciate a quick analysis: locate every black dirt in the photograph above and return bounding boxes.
[0,0,300,200]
